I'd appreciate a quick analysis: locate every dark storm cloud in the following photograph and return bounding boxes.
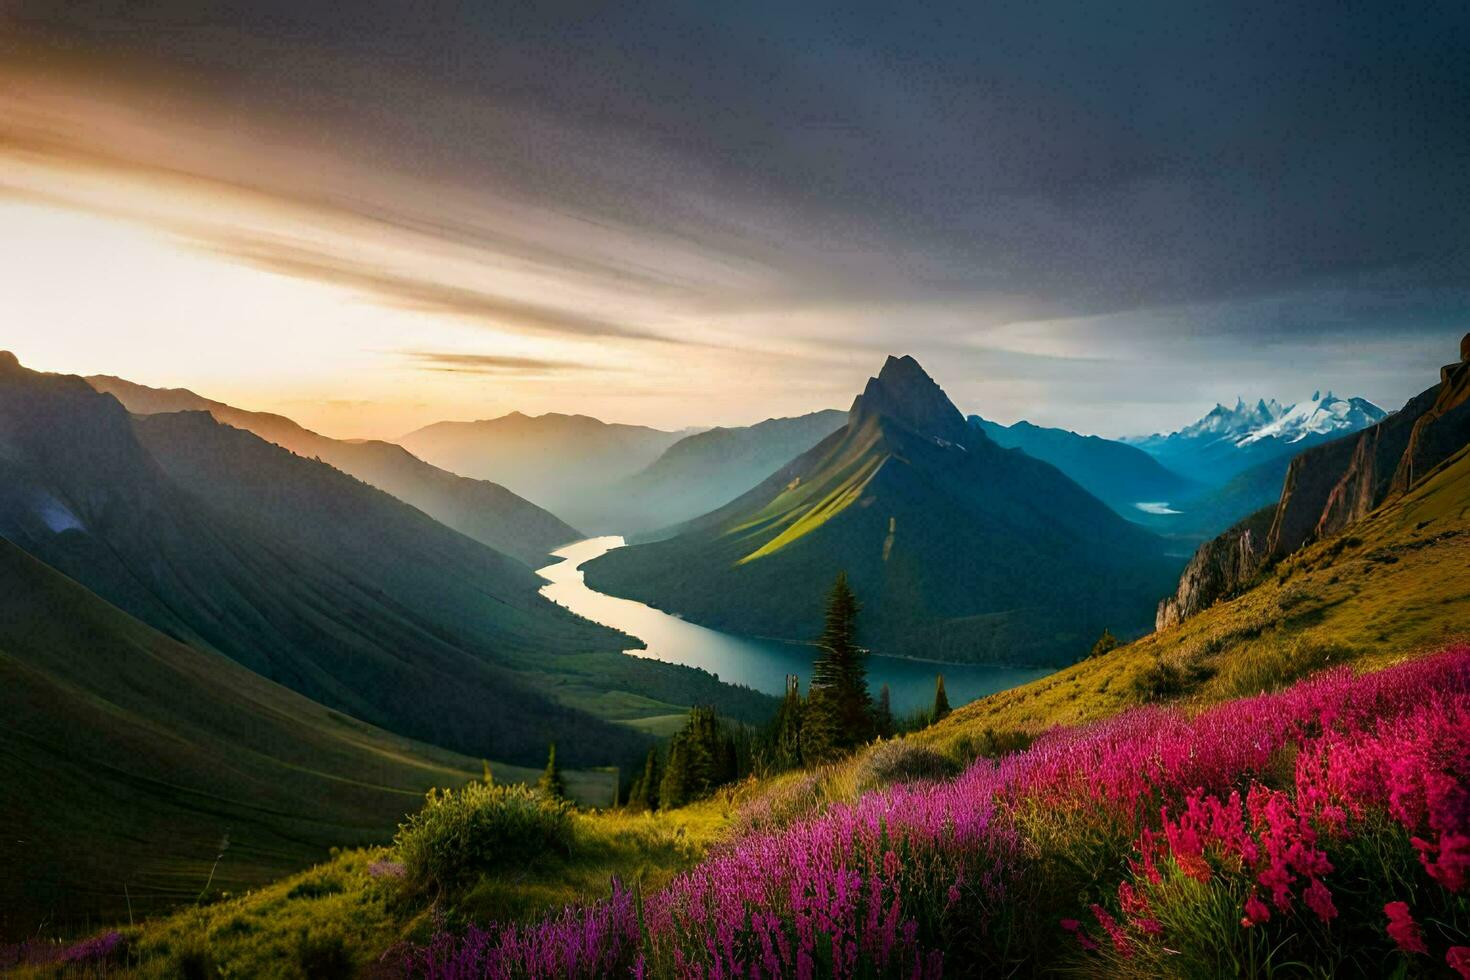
[5,0,1468,428]
[10,0,1469,320]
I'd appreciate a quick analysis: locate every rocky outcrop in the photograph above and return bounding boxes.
[1390,349,1470,495]
[1155,333,1470,632]
[1156,505,1275,630]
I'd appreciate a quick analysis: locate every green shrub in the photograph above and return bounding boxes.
[296,927,354,979]
[854,739,960,792]
[394,783,574,893]
[1132,654,1216,700]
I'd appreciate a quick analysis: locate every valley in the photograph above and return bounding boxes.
[538,536,1053,719]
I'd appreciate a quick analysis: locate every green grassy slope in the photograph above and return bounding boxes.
[0,538,615,938]
[917,443,1470,753]
[612,410,848,537]
[87,374,581,565]
[586,357,1183,665]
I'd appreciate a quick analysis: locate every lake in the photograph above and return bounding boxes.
[538,536,1054,715]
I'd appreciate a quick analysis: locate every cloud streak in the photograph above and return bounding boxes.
[207,235,691,345]
[398,350,599,375]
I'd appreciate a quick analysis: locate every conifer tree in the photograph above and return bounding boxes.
[875,683,895,738]
[1089,628,1120,660]
[537,742,565,799]
[659,737,689,808]
[805,572,874,761]
[932,674,951,722]
[770,675,805,770]
[627,747,660,811]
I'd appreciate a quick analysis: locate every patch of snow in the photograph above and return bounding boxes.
[37,498,84,533]
[1134,501,1181,515]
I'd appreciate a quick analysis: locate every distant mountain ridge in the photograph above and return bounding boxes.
[87,375,578,565]
[1157,334,1470,629]
[398,411,692,531]
[584,355,1183,665]
[612,410,848,536]
[969,415,1199,519]
[1127,392,1386,485]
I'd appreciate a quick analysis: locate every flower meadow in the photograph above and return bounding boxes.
[399,646,1470,979]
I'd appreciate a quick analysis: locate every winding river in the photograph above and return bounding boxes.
[537,537,1054,715]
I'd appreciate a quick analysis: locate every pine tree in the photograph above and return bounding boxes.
[659,737,689,808]
[537,742,565,799]
[627,747,660,812]
[1089,628,1120,660]
[932,674,951,722]
[805,572,874,761]
[770,675,805,770]
[875,683,895,738]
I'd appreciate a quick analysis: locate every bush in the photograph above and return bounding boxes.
[394,783,575,893]
[854,738,960,792]
[1132,653,1216,700]
[296,928,354,979]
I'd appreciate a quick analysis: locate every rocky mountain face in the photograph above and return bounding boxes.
[88,375,581,565]
[585,355,1182,666]
[1157,334,1470,630]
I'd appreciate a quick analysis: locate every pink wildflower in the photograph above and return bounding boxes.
[1383,902,1427,955]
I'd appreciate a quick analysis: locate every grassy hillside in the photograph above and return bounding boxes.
[87,375,580,566]
[16,446,1466,970]
[613,410,847,536]
[918,442,1470,753]
[0,538,617,939]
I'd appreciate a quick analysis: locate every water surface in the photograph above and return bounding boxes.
[538,537,1053,715]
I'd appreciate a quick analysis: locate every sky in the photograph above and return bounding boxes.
[1,1,1467,439]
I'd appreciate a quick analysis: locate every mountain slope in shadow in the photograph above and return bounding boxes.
[88,375,579,565]
[0,353,649,769]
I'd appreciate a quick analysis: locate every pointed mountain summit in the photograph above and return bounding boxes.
[850,354,971,444]
[584,355,1182,665]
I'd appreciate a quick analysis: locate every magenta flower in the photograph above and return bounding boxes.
[1383,902,1428,955]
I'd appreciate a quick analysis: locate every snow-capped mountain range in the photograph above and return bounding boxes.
[1125,392,1387,486]
[1235,391,1385,446]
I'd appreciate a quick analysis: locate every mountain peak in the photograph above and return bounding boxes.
[0,351,21,375]
[851,355,968,442]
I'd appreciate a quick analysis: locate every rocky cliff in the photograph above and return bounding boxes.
[1157,333,1470,632]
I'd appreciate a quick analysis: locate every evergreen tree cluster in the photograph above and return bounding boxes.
[628,705,745,811]
[629,573,960,811]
